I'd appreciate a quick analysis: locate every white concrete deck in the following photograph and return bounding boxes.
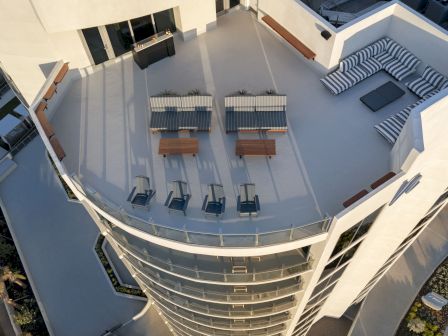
[52,10,419,235]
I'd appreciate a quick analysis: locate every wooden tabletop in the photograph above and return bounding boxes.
[236,139,276,157]
[159,138,199,156]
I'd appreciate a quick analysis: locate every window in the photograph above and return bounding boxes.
[325,242,361,272]
[130,15,155,42]
[154,8,177,33]
[330,206,382,257]
[106,21,133,56]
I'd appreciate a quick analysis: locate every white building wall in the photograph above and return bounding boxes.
[0,0,216,105]
[313,91,448,320]
[388,5,448,75]
[257,0,337,68]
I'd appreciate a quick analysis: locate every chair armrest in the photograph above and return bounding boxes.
[221,197,226,213]
[201,195,208,211]
[164,191,173,206]
[127,187,136,202]
[255,195,260,211]
[237,196,241,211]
[183,194,191,211]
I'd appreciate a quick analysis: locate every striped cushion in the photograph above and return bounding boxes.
[344,66,369,83]
[395,109,411,124]
[386,40,404,58]
[374,116,405,144]
[422,66,446,88]
[385,60,416,81]
[375,38,389,52]
[339,54,359,72]
[356,48,373,63]
[375,52,394,66]
[439,80,448,90]
[397,50,420,69]
[320,71,353,95]
[407,77,437,98]
[360,58,383,75]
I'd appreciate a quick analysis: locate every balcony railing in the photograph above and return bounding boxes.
[134,266,303,304]
[78,181,331,248]
[148,286,296,319]
[151,292,290,330]
[109,228,313,284]
[163,309,286,336]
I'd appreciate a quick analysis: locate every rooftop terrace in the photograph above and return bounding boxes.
[52,10,420,237]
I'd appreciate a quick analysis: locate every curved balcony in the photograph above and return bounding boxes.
[133,266,303,305]
[81,184,331,248]
[151,292,290,331]
[162,308,286,336]
[113,235,312,286]
[109,228,313,285]
[147,286,296,319]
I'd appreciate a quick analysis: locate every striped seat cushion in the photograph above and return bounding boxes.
[360,57,383,75]
[406,77,437,98]
[374,37,390,51]
[440,80,448,90]
[395,109,411,124]
[374,116,405,144]
[320,71,353,95]
[384,60,415,81]
[375,52,394,66]
[422,66,446,88]
[339,54,359,72]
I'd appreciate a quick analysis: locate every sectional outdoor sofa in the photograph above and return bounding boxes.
[321,37,421,95]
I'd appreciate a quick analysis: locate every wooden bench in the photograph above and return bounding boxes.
[159,138,199,157]
[49,135,66,161]
[43,83,57,101]
[54,62,69,85]
[343,189,369,208]
[370,172,396,190]
[262,15,316,60]
[35,102,54,138]
[236,140,276,158]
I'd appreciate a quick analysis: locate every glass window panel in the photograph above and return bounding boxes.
[216,0,224,13]
[154,8,177,33]
[230,0,240,7]
[130,15,155,42]
[106,22,133,56]
[81,27,108,65]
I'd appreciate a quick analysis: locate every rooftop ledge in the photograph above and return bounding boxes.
[50,11,420,246]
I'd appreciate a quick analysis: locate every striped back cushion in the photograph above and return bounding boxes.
[422,66,446,88]
[386,40,403,58]
[398,50,419,69]
[339,54,358,72]
[356,47,373,63]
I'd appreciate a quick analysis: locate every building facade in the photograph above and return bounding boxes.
[1,1,448,336]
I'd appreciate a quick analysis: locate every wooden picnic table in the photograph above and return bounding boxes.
[159,138,198,157]
[236,139,276,158]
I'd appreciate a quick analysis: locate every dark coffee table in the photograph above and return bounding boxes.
[360,81,405,112]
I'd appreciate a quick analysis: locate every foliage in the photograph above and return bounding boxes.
[0,210,49,335]
[14,306,35,326]
[397,257,448,336]
[187,89,201,96]
[47,153,77,200]
[407,318,426,333]
[95,235,145,298]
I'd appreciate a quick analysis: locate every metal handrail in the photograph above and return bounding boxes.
[133,262,302,303]
[109,228,313,283]
[147,286,296,319]
[79,182,332,248]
